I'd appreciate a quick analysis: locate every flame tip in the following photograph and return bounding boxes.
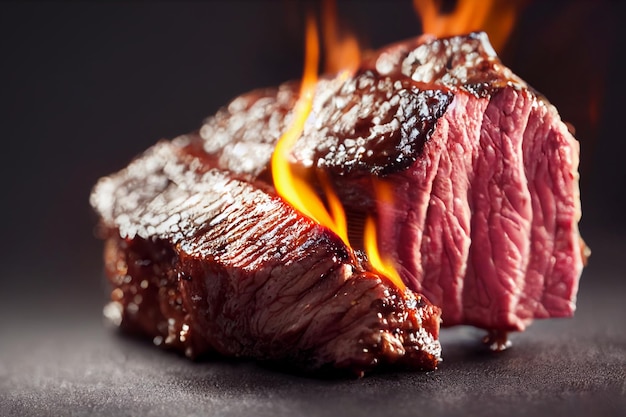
[414,0,525,52]
[273,2,405,292]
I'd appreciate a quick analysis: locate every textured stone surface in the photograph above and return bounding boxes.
[1,232,623,417]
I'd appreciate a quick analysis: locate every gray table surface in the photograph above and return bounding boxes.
[1,232,624,417]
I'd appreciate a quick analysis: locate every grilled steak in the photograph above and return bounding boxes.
[184,32,586,335]
[91,31,586,370]
[91,141,442,375]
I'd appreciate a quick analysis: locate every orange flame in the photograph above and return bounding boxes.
[364,217,405,291]
[271,13,406,291]
[413,0,526,52]
[322,0,361,76]
[364,180,406,291]
[271,14,350,247]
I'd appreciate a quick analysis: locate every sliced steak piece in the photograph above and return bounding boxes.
[188,32,586,334]
[91,141,442,376]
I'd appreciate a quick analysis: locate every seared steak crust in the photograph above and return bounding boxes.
[92,141,441,375]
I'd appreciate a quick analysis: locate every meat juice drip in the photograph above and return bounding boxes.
[483,330,512,352]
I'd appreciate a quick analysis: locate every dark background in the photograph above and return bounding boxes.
[0,1,624,416]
